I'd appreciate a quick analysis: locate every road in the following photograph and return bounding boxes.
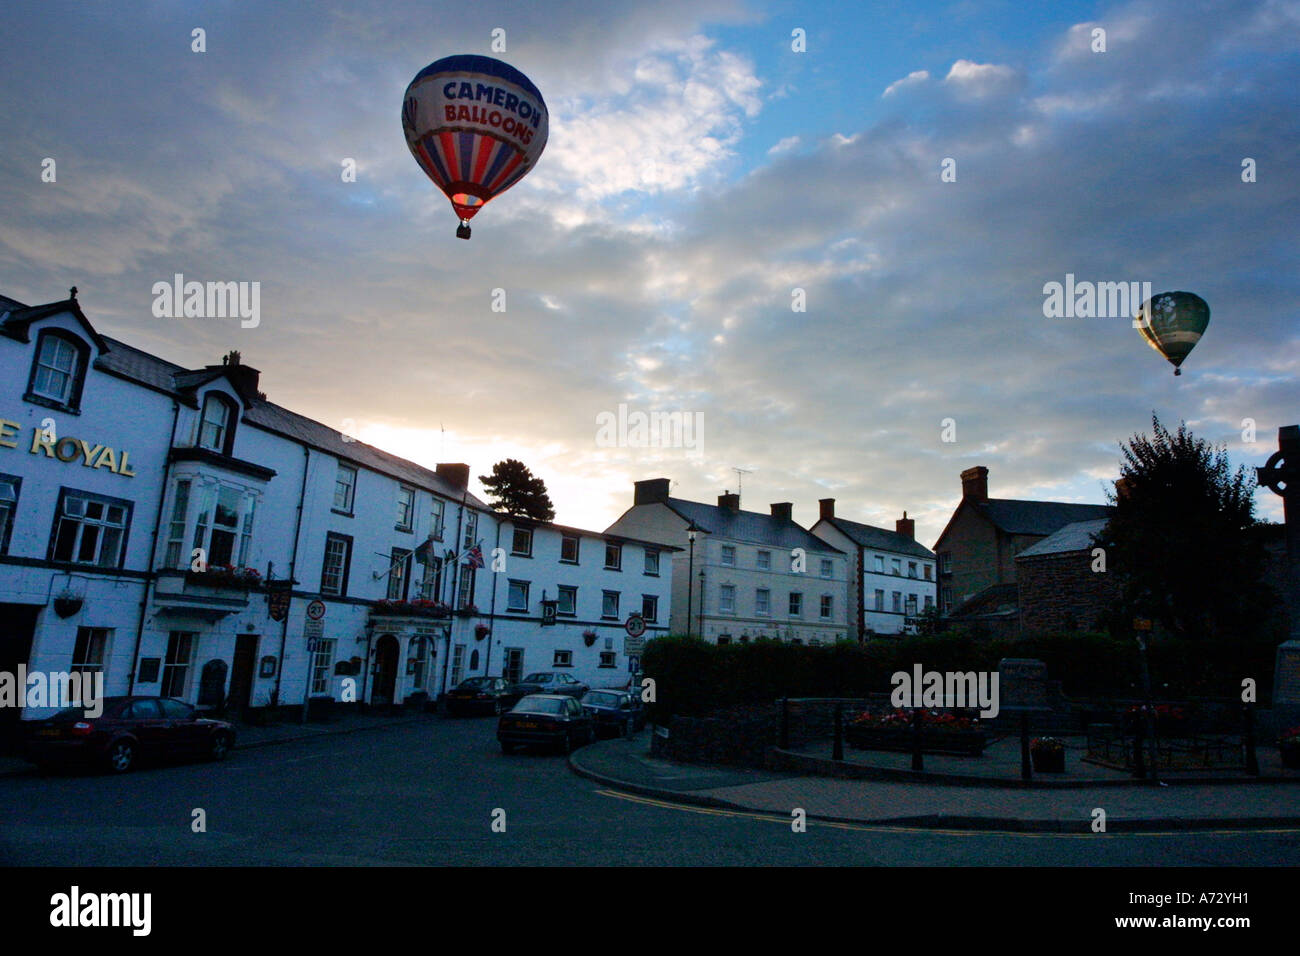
[2,717,1299,866]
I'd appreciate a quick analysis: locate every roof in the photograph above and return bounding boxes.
[663,497,843,555]
[1016,518,1111,558]
[973,498,1112,536]
[820,516,935,560]
[93,334,490,509]
[948,583,1019,619]
[1,295,110,353]
[495,513,681,551]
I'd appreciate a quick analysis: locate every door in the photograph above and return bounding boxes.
[372,634,398,706]
[503,648,524,685]
[228,634,258,718]
[0,605,37,754]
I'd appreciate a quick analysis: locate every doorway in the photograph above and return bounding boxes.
[372,634,398,706]
[0,604,38,754]
[227,634,259,719]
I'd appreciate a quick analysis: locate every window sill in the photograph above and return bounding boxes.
[23,392,80,415]
[395,525,414,534]
[643,571,659,577]
[511,551,533,559]
[603,566,622,572]
[331,508,354,518]
[559,558,579,565]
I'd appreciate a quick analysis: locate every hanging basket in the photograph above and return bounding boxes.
[474,624,491,641]
[53,595,84,618]
[583,630,598,647]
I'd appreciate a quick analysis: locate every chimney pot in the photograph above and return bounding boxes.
[718,491,740,511]
[770,502,793,522]
[960,466,989,503]
[896,511,916,540]
[634,477,671,505]
[819,498,835,520]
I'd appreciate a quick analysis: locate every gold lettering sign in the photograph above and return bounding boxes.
[20,424,135,476]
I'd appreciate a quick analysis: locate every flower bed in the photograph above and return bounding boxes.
[845,709,986,756]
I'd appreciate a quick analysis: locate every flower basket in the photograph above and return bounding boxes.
[371,599,451,619]
[455,604,480,619]
[53,593,84,618]
[187,565,263,590]
[474,624,491,641]
[583,630,597,647]
[1030,737,1066,773]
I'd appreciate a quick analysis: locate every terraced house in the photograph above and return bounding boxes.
[0,287,668,747]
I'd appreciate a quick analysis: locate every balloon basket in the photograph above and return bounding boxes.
[456,221,471,240]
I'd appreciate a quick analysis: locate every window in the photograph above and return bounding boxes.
[908,561,918,578]
[604,542,622,570]
[191,483,255,568]
[511,526,533,556]
[387,548,411,601]
[642,594,658,623]
[720,545,736,567]
[601,590,620,619]
[456,564,475,609]
[507,580,530,612]
[717,635,731,646]
[820,595,833,619]
[430,499,446,540]
[161,631,195,698]
[197,393,236,453]
[27,330,87,410]
[163,479,191,568]
[874,588,885,611]
[50,489,131,568]
[756,550,771,570]
[396,487,415,531]
[462,511,478,549]
[755,589,771,617]
[561,535,580,563]
[553,649,573,667]
[644,549,660,575]
[940,552,952,573]
[906,594,918,615]
[333,463,356,513]
[321,533,352,595]
[0,474,21,554]
[788,592,802,617]
[924,594,934,610]
[72,627,109,682]
[719,584,736,614]
[599,651,616,668]
[942,587,953,611]
[450,644,465,687]
[874,555,884,572]
[420,555,443,601]
[924,565,933,581]
[891,558,902,576]
[311,638,336,695]
[557,585,577,616]
[413,637,430,688]
[892,591,902,613]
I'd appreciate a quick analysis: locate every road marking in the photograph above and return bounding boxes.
[593,790,1300,838]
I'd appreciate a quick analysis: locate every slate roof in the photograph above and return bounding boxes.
[974,498,1112,536]
[93,334,490,509]
[820,516,935,560]
[1016,518,1111,558]
[949,583,1019,618]
[663,497,842,555]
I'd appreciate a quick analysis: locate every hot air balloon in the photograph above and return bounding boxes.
[402,55,549,239]
[1134,291,1210,376]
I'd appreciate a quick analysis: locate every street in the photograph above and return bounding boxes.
[3,718,1299,866]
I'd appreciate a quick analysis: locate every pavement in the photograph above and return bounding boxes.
[569,732,1300,832]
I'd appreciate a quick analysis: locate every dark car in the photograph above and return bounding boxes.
[507,672,589,705]
[22,696,235,774]
[446,677,512,716]
[581,688,645,738]
[497,694,595,754]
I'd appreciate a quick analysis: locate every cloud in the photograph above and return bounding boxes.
[768,135,800,155]
[942,59,1021,98]
[882,69,930,97]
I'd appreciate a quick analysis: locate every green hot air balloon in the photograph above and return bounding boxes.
[1135,290,1210,376]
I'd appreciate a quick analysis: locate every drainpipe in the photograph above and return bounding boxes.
[482,517,502,678]
[440,485,469,702]
[127,399,181,695]
[274,445,310,709]
[857,545,865,643]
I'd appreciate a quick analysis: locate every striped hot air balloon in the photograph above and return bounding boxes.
[1134,291,1210,376]
[402,55,549,239]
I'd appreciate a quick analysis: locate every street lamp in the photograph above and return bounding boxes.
[686,521,699,636]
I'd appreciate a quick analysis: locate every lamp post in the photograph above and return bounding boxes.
[697,567,705,637]
[686,521,699,636]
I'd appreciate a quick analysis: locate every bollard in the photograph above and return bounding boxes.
[1243,702,1259,776]
[1132,713,1146,780]
[833,702,844,761]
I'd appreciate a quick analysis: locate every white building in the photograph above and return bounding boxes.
[605,479,851,645]
[809,499,938,637]
[0,288,668,742]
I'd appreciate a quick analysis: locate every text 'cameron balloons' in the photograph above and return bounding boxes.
[403,54,548,240]
[1134,291,1211,376]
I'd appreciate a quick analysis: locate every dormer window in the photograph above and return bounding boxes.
[26,330,90,412]
[198,393,236,453]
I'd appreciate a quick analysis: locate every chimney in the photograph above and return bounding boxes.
[819,498,835,520]
[634,477,671,505]
[960,466,989,503]
[718,490,740,511]
[436,462,470,490]
[216,351,261,403]
[895,510,915,540]
[770,502,793,522]
[1115,476,1135,501]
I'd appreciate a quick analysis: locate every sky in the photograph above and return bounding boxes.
[1,0,1297,544]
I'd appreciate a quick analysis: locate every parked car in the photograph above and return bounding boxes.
[506,672,588,705]
[581,688,645,738]
[497,694,595,754]
[446,677,512,715]
[22,696,236,774]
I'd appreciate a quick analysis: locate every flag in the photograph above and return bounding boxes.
[463,543,485,569]
[413,536,436,566]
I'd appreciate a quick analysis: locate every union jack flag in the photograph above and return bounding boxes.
[463,543,485,569]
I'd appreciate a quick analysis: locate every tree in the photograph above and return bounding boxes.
[1099,414,1278,645]
[478,459,555,521]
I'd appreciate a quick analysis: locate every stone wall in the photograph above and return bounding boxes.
[1018,549,1120,632]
